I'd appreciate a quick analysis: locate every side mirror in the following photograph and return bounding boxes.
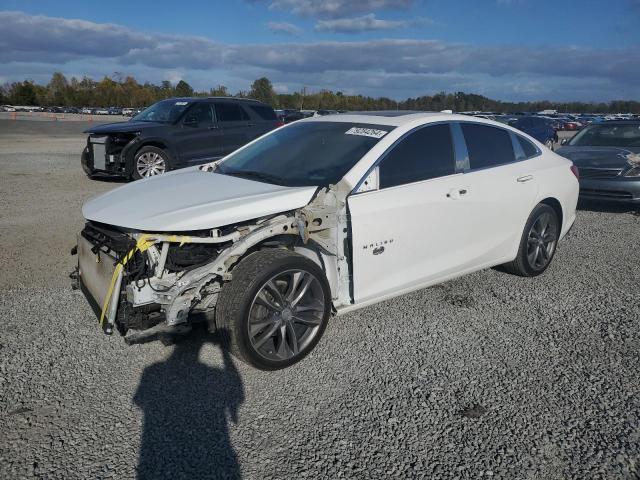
[561,138,569,146]
[183,117,198,127]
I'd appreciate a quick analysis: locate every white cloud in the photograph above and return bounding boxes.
[315,13,432,33]
[267,21,302,35]
[264,0,414,18]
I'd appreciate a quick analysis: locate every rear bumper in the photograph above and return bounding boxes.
[579,178,640,203]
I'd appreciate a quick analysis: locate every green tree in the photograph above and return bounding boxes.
[10,81,38,105]
[46,72,69,106]
[249,77,278,106]
[209,85,229,97]
[174,80,194,97]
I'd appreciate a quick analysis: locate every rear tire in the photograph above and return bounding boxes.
[216,249,331,370]
[501,203,560,277]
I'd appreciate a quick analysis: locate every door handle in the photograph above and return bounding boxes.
[517,175,534,183]
[208,125,219,130]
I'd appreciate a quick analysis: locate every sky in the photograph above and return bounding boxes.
[0,0,639,102]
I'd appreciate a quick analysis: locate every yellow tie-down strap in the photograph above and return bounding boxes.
[99,234,193,326]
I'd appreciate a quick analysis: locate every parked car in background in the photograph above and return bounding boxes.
[511,116,558,149]
[283,111,306,123]
[81,97,281,180]
[556,120,640,203]
[556,118,582,131]
[75,112,578,369]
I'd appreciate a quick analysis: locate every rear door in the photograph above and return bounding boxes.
[245,103,280,137]
[214,102,254,155]
[454,122,539,265]
[173,102,224,164]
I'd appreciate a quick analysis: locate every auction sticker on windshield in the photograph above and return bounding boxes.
[175,101,188,105]
[345,127,388,139]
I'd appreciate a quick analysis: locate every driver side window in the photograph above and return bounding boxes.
[378,123,455,189]
[184,103,214,125]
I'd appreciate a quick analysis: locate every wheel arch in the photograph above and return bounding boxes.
[135,139,170,154]
[539,197,563,229]
[222,234,339,309]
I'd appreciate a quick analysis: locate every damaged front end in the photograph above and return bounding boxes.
[81,132,140,177]
[73,192,348,343]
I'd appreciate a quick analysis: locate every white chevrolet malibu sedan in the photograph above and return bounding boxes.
[75,112,579,369]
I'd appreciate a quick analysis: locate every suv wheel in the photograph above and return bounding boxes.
[216,249,331,370]
[132,146,170,180]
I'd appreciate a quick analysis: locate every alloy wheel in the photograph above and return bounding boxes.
[136,151,166,177]
[526,212,557,270]
[248,269,326,361]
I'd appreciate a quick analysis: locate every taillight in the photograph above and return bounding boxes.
[570,165,579,179]
[276,120,285,127]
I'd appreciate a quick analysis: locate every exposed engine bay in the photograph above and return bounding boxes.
[82,132,140,175]
[72,187,350,343]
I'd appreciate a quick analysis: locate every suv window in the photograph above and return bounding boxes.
[248,104,277,120]
[516,135,538,158]
[215,102,250,122]
[183,103,214,125]
[461,123,515,169]
[379,124,455,189]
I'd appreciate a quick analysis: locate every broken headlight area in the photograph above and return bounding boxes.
[86,132,139,174]
[76,221,232,337]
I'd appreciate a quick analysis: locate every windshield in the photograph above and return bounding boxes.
[569,124,640,147]
[216,122,394,187]
[132,99,190,123]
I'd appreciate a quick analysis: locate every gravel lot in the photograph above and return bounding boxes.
[1,119,639,480]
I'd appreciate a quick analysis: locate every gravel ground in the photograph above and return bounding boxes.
[1,120,639,479]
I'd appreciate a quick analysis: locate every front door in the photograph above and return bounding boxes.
[174,102,224,163]
[348,123,476,303]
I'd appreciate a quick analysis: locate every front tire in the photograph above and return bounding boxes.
[216,249,331,370]
[132,146,170,180]
[501,204,560,277]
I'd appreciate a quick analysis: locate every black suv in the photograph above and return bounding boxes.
[81,97,281,180]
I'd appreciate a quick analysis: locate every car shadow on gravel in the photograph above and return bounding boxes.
[578,199,640,216]
[133,329,245,480]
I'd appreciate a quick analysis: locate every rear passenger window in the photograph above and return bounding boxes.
[215,102,250,122]
[461,123,515,169]
[379,124,455,189]
[248,105,277,120]
[516,135,538,158]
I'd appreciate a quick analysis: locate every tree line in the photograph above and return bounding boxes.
[2,72,639,114]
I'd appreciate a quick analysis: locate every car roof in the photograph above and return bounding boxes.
[302,111,478,127]
[170,96,264,103]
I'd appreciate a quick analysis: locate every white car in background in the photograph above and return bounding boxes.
[75,112,579,370]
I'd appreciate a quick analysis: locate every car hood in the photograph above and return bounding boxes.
[82,168,318,231]
[556,146,640,168]
[84,121,164,134]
